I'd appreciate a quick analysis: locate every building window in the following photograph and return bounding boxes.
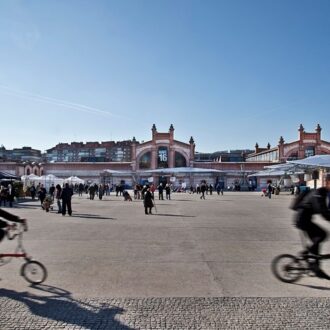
[287,152,298,161]
[139,152,151,169]
[175,152,187,167]
[305,146,315,158]
[157,147,168,168]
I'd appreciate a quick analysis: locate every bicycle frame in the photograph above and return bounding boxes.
[298,231,330,261]
[0,226,30,262]
[0,222,47,284]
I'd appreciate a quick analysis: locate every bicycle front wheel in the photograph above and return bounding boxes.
[271,254,304,283]
[21,260,47,284]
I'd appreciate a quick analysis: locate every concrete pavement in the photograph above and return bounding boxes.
[1,191,330,329]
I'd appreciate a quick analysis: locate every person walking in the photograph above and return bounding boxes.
[78,183,84,196]
[61,183,73,216]
[0,185,8,207]
[98,184,104,200]
[216,183,221,195]
[158,183,164,200]
[150,184,156,198]
[200,182,206,199]
[88,185,95,200]
[49,184,55,199]
[55,184,62,214]
[267,182,273,199]
[29,184,36,200]
[165,184,171,200]
[38,185,47,209]
[196,184,201,194]
[143,186,154,215]
[7,184,15,208]
[209,184,213,195]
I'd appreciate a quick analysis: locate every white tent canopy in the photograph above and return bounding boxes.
[139,167,224,174]
[21,174,41,181]
[248,155,330,190]
[248,169,288,178]
[264,163,297,171]
[21,174,41,187]
[249,163,303,178]
[288,155,330,169]
[33,174,64,190]
[102,169,132,175]
[64,176,85,184]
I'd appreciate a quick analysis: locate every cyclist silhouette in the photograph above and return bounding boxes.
[293,173,330,279]
[0,208,26,242]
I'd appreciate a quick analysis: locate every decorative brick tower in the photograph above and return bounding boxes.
[189,136,195,166]
[278,136,285,161]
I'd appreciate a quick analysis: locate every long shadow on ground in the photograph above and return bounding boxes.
[153,213,195,218]
[0,285,132,329]
[70,213,116,220]
[293,283,330,291]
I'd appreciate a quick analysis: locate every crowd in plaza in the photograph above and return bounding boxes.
[0,178,228,218]
[1,172,330,281]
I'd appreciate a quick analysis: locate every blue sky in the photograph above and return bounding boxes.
[0,0,329,153]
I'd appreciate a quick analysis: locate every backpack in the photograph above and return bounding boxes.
[290,189,322,214]
[290,190,312,211]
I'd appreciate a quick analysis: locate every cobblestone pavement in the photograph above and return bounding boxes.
[1,295,330,329]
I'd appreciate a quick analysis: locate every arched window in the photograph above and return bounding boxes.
[175,152,187,167]
[139,152,151,169]
[34,169,38,175]
[27,168,30,175]
[287,152,298,161]
[40,170,44,176]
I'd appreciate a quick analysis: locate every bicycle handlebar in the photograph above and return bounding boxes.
[6,220,28,240]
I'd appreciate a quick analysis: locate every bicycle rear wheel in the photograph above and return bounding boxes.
[271,254,304,283]
[21,260,47,284]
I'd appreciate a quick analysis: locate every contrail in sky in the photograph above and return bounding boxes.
[0,84,124,119]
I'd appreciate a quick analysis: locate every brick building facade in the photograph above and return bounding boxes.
[1,124,329,189]
[45,140,133,162]
[246,124,330,162]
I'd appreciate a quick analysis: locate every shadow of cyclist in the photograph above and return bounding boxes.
[293,283,330,291]
[0,285,133,329]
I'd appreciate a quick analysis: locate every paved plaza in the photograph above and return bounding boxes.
[1,191,330,329]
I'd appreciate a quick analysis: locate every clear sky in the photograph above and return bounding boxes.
[1,0,329,153]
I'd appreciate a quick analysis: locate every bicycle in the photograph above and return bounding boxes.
[271,234,330,283]
[0,221,47,284]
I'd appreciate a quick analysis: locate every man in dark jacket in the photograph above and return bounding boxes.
[143,186,154,215]
[295,173,330,279]
[61,183,73,216]
[0,208,26,242]
[158,183,164,200]
[38,185,47,209]
[200,182,206,200]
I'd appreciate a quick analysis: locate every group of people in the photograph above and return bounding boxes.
[188,182,224,196]
[0,184,16,207]
[27,182,73,216]
[2,173,330,282]
[261,182,280,199]
[157,183,171,200]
